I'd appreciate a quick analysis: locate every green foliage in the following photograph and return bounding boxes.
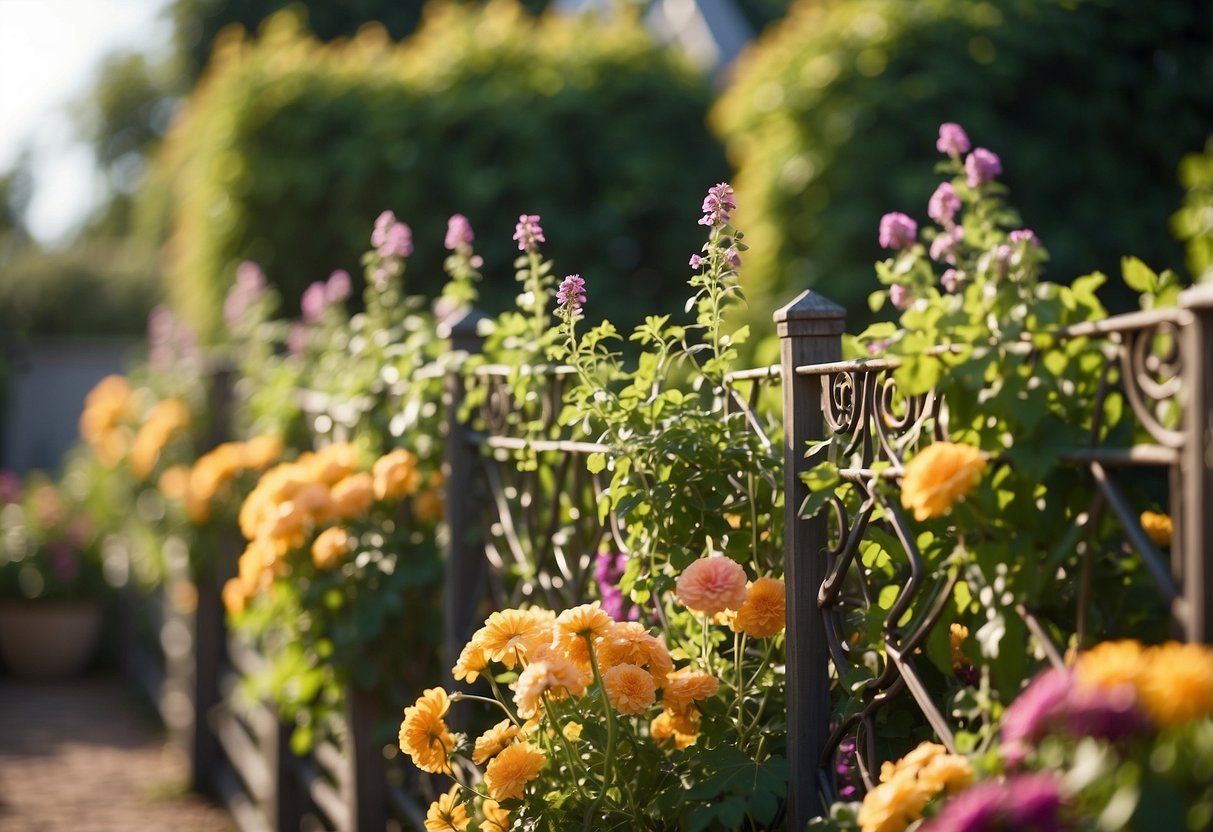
[1172,134,1213,284]
[154,1,727,340]
[714,0,1213,343]
[0,239,160,336]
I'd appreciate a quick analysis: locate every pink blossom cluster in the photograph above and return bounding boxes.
[371,210,413,259]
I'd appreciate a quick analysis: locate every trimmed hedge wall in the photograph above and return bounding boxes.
[714,0,1213,327]
[154,1,728,339]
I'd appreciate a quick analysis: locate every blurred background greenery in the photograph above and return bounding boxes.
[1,0,1210,350]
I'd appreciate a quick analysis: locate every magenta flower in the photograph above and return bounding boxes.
[724,247,742,269]
[928,182,961,226]
[371,210,413,258]
[930,226,964,263]
[936,123,971,158]
[866,338,891,356]
[941,269,962,293]
[556,273,586,314]
[924,774,1065,832]
[699,182,737,229]
[965,148,1002,187]
[689,253,705,269]
[889,283,911,309]
[513,214,545,253]
[445,213,475,251]
[287,323,309,355]
[879,212,918,250]
[301,281,328,323]
[1010,229,1039,246]
[594,552,639,622]
[326,269,352,304]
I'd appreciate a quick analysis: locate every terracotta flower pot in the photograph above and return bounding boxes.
[0,600,103,680]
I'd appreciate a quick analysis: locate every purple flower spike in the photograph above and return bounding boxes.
[445,213,475,251]
[965,148,1002,187]
[513,214,545,253]
[930,226,964,264]
[556,274,586,314]
[699,182,737,229]
[301,281,328,323]
[1010,229,1039,247]
[326,270,352,304]
[371,210,413,258]
[889,283,911,309]
[879,212,918,250]
[929,182,961,226]
[937,123,971,157]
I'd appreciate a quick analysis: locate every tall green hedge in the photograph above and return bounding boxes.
[714,0,1213,330]
[154,2,728,339]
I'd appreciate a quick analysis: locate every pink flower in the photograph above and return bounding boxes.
[928,182,961,226]
[445,214,475,251]
[965,148,1002,187]
[930,226,964,263]
[675,556,748,616]
[1010,229,1039,246]
[301,281,328,323]
[936,123,971,157]
[689,253,705,269]
[371,210,413,258]
[699,182,737,229]
[224,261,266,327]
[513,214,545,253]
[879,212,918,250]
[556,274,586,314]
[326,270,352,304]
[941,269,962,292]
[889,283,911,309]
[724,247,742,269]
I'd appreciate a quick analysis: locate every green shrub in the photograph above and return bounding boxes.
[153,2,727,340]
[0,239,160,336]
[1173,135,1213,284]
[714,0,1213,335]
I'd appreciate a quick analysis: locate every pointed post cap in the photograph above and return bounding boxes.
[774,289,846,339]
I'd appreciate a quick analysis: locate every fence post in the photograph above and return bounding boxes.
[1180,283,1213,644]
[775,289,845,827]
[346,685,387,831]
[440,307,489,680]
[192,361,234,797]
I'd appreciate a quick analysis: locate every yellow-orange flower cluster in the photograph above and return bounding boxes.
[483,741,545,801]
[1139,511,1173,547]
[731,576,786,639]
[79,375,136,466]
[1076,639,1213,728]
[169,434,283,523]
[399,687,455,774]
[129,398,191,480]
[675,556,748,616]
[857,742,973,832]
[900,442,986,521]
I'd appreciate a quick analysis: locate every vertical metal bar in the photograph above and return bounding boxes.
[775,290,845,826]
[1180,284,1213,643]
[192,361,234,797]
[441,308,489,679]
[267,716,302,831]
[346,686,386,832]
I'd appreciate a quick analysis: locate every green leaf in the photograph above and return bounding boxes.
[1122,256,1158,293]
[586,452,606,474]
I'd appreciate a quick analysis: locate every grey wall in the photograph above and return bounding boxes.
[2,338,140,474]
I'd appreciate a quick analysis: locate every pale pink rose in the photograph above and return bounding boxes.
[675,556,748,616]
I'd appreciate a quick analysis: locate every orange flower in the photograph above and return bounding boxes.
[472,719,521,765]
[899,442,986,521]
[556,602,614,640]
[399,688,454,774]
[1075,639,1146,692]
[597,622,673,686]
[159,465,191,502]
[651,708,699,749]
[1136,642,1213,727]
[222,577,247,617]
[675,556,748,616]
[662,667,719,713]
[373,448,422,500]
[242,434,283,469]
[477,608,555,669]
[452,640,489,684]
[424,786,469,832]
[731,576,786,638]
[480,799,510,832]
[312,443,360,484]
[483,742,545,801]
[1140,511,1173,547]
[513,657,588,718]
[857,768,930,832]
[414,489,444,523]
[603,663,656,716]
[312,526,351,570]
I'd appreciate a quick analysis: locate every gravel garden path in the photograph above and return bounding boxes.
[0,676,231,831]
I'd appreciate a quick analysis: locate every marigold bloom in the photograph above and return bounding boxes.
[651,708,699,749]
[513,658,588,718]
[159,465,191,503]
[603,663,656,715]
[242,434,283,469]
[330,472,374,519]
[424,787,469,832]
[483,742,545,801]
[1140,511,1173,547]
[1136,642,1213,727]
[478,608,555,668]
[1075,639,1146,692]
[556,602,614,640]
[312,526,351,570]
[857,769,930,832]
[414,489,444,523]
[561,721,583,742]
[675,556,748,617]
[222,577,247,617]
[662,668,720,713]
[452,640,489,683]
[480,799,510,832]
[900,442,986,521]
[598,622,673,686]
[915,754,973,795]
[473,719,521,765]
[373,449,422,501]
[732,577,786,638]
[399,688,454,773]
